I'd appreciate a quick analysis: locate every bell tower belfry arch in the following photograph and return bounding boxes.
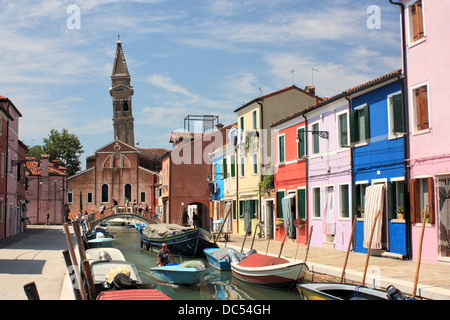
[109,39,135,146]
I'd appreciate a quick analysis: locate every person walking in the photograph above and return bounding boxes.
[45,213,50,225]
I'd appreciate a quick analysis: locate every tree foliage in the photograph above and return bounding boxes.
[42,129,84,176]
[27,145,45,159]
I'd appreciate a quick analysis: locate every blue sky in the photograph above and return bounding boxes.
[0,0,402,170]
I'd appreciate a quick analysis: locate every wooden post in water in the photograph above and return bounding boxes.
[340,217,357,283]
[240,223,252,253]
[362,210,381,287]
[63,223,79,273]
[23,282,40,300]
[72,220,87,263]
[303,226,313,262]
[413,206,428,299]
[82,260,96,300]
[62,250,85,300]
[213,204,232,245]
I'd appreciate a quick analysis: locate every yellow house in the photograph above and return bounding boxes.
[231,85,319,237]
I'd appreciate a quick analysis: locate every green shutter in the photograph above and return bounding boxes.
[231,155,235,177]
[240,116,244,131]
[233,200,237,220]
[363,105,370,141]
[277,191,285,219]
[297,189,306,219]
[223,158,227,179]
[392,94,404,133]
[279,135,285,163]
[298,128,305,158]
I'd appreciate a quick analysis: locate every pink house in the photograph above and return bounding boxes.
[393,0,450,263]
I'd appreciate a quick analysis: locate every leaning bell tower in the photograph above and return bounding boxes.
[109,38,135,146]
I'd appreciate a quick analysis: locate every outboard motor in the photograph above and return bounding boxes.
[98,251,112,261]
[110,273,140,290]
[386,285,406,300]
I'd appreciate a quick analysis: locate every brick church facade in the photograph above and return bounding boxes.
[67,40,167,216]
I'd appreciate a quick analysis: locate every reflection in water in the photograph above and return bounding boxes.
[108,225,301,300]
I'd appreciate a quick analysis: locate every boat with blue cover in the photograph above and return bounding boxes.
[204,247,255,271]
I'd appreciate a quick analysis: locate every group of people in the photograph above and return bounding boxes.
[181,209,198,228]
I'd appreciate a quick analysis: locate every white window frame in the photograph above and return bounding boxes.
[387,90,404,139]
[312,186,321,219]
[406,0,426,47]
[296,125,306,158]
[338,183,351,220]
[310,121,320,155]
[337,110,349,150]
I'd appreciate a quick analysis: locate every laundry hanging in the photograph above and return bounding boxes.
[323,187,336,235]
[282,193,296,238]
[363,184,385,249]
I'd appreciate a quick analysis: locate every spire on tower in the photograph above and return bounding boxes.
[112,39,129,77]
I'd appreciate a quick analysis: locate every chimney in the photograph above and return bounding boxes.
[51,159,60,169]
[304,86,316,97]
[41,154,50,177]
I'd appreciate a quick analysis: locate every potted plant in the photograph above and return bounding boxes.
[396,206,405,220]
[357,205,365,218]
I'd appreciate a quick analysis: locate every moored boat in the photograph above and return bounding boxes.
[96,289,171,300]
[139,223,217,256]
[204,247,253,271]
[85,248,126,263]
[297,282,408,300]
[90,261,142,293]
[87,237,115,248]
[230,253,307,288]
[150,261,206,285]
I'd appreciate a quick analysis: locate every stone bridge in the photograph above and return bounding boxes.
[85,211,158,231]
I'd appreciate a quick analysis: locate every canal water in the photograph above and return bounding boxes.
[108,225,302,300]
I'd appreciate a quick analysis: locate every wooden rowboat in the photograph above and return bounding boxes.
[297,283,408,300]
[150,262,205,285]
[96,289,171,300]
[231,253,308,288]
[139,224,217,256]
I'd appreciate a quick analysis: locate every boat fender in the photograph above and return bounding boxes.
[386,285,406,300]
[98,251,112,261]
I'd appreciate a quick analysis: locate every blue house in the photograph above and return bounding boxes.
[208,146,226,232]
[348,70,409,258]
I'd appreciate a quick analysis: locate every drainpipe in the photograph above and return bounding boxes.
[345,95,354,250]
[4,103,10,238]
[302,113,309,245]
[256,99,264,235]
[389,0,411,260]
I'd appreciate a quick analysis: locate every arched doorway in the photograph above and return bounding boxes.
[124,183,132,202]
[185,202,210,231]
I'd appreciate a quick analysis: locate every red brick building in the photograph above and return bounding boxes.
[67,40,167,217]
[158,124,233,230]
